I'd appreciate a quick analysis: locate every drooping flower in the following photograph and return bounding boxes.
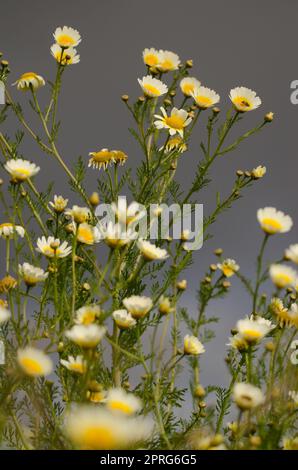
[18,262,48,287]
[112,309,136,329]
[4,159,40,182]
[0,223,25,239]
[191,86,220,109]
[137,239,168,261]
[105,388,142,416]
[180,77,201,96]
[285,244,298,264]
[184,335,205,355]
[157,50,180,72]
[74,305,101,325]
[154,107,192,137]
[233,382,265,410]
[138,75,168,98]
[60,355,87,374]
[229,87,261,112]
[17,347,53,377]
[53,26,81,48]
[65,324,106,348]
[269,264,297,289]
[142,47,160,67]
[36,236,72,258]
[0,305,11,324]
[88,149,127,171]
[123,295,153,319]
[50,44,80,65]
[13,72,45,91]
[251,165,266,179]
[49,195,68,213]
[160,135,187,154]
[217,258,239,277]
[257,207,293,234]
[65,205,91,224]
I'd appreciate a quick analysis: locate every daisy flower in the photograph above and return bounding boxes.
[65,324,106,348]
[105,388,142,416]
[138,75,168,98]
[229,87,261,112]
[269,264,297,289]
[36,236,72,258]
[180,77,201,96]
[270,297,289,326]
[257,207,293,234]
[191,86,220,109]
[60,355,87,374]
[18,262,48,287]
[217,258,239,277]
[233,382,264,410]
[53,26,81,48]
[4,158,40,182]
[160,135,187,154]
[123,295,153,319]
[285,244,298,264]
[251,165,266,179]
[88,149,127,170]
[76,223,101,245]
[17,347,53,377]
[65,205,91,224]
[112,309,136,329]
[227,333,248,352]
[99,222,135,248]
[157,50,180,72]
[158,296,174,315]
[49,195,68,213]
[74,305,101,325]
[0,305,11,324]
[236,316,273,343]
[184,335,205,355]
[0,223,25,239]
[13,72,45,91]
[154,107,192,137]
[50,44,80,65]
[142,47,160,67]
[137,239,168,261]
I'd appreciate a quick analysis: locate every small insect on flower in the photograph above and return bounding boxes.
[18,262,48,287]
[123,295,153,319]
[36,236,72,258]
[157,50,180,72]
[191,86,220,109]
[105,388,142,415]
[285,244,298,264]
[236,316,274,343]
[229,87,261,112]
[217,258,239,278]
[50,44,80,65]
[60,355,87,374]
[113,309,137,329]
[269,264,297,289]
[180,77,201,96]
[0,305,11,324]
[65,205,91,224]
[142,47,160,67]
[257,207,293,234]
[233,382,265,410]
[88,149,127,171]
[154,107,192,137]
[4,159,40,182]
[251,165,266,179]
[0,223,25,239]
[184,335,205,355]
[53,26,81,48]
[76,223,101,245]
[17,347,53,377]
[49,195,68,213]
[13,72,45,91]
[137,239,168,261]
[74,305,101,325]
[138,75,168,98]
[65,324,106,348]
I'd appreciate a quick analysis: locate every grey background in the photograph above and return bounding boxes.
[1,0,298,402]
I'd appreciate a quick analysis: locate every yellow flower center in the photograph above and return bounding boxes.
[222,266,235,277]
[144,54,159,66]
[243,329,262,340]
[165,115,185,130]
[70,363,85,373]
[78,226,94,244]
[195,95,212,107]
[160,59,174,70]
[182,83,195,95]
[143,83,161,96]
[20,357,43,375]
[57,34,76,47]
[108,400,134,415]
[0,223,13,229]
[80,310,96,325]
[90,151,114,163]
[233,96,252,109]
[14,168,31,177]
[80,426,116,450]
[274,274,293,287]
[261,218,282,233]
[20,72,37,80]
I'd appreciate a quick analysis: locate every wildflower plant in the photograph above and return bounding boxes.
[0,29,296,451]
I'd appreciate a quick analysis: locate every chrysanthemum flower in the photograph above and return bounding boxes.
[105,388,142,415]
[123,295,153,319]
[180,77,201,96]
[142,47,160,67]
[60,355,87,374]
[233,382,264,410]
[18,262,48,287]
[99,222,135,248]
[191,86,220,109]
[112,309,136,329]
[251,165,266,179]
[227,333,248,351]
[0,305,11,324]
[13,72,45,91]
[74,305,101,325]
[17,347,53,377]
[111,199,145,226]
[138,75,168,98]
[270,297,289,326]
[157,50,180,72]
[229,87,261,112]
[88,149,127,171]
[269,264,297,289]
[236,316,274,343]
[0,275,17,294]
[64,406,153,450]
[65,205,91,224]
[160,135,187,154]
[4,158,40,182]
[76,222,101,245]
[65,324,106,348]
[159,296,174,315]
[184,335,205,355]
[0,223,25,239]
[257,207,293,234]
[49,195,68,213]
[50,44,80,65]
[137,239,168,261]
[53,26,81,48]
[217,258,239,277]
[36,236,72,258]
[154,107,192,137]
[285,244,298,264]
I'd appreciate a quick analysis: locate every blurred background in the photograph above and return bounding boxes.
[1,0,298,411]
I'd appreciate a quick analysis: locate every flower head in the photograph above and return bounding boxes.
[53,26,81,48]
[257,207,293,234]
[161,135,187,154]
[65,205,91,224]
[236,316,274,343]
[138,75,168,98]
[229,87,261,112]
[217,258,239,277]
[76,223,101,245]
[159,296,174,315]
[285,244,298,264]
[191,86,220,109]
[251,165,266,179]
[17,347,53,377]
[74,305,101,325]
[269,264,297,289]
[4,159,40,182]
[157,50,180,72]
[36,236,72,258]
[233,382,264,410]
[184,335,205,355]
[123,295,153,319]
[88,149,127,171]
[137,239,168,261]
[50,44,80,65]
[106,388,142,415]
[142,47,160,67]
[180,77,201,96]
[18,262,48,287]
[0,305,11,324]
[61,355,86,374]
[0,223,25,239]
[154,107,192,137]
[13,72,45,91]
[99,222,135,248]
[113,309,136,329]
[65,324,106,348]
[227,333,248,352]
[49,195,68,213]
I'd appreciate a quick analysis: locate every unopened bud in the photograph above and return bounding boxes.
[214,248,223,256]
[264,112,274,122]
[121,94,129,102]
[236,170,244,177]
[89,191,100,206]
[186,59,193,68]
